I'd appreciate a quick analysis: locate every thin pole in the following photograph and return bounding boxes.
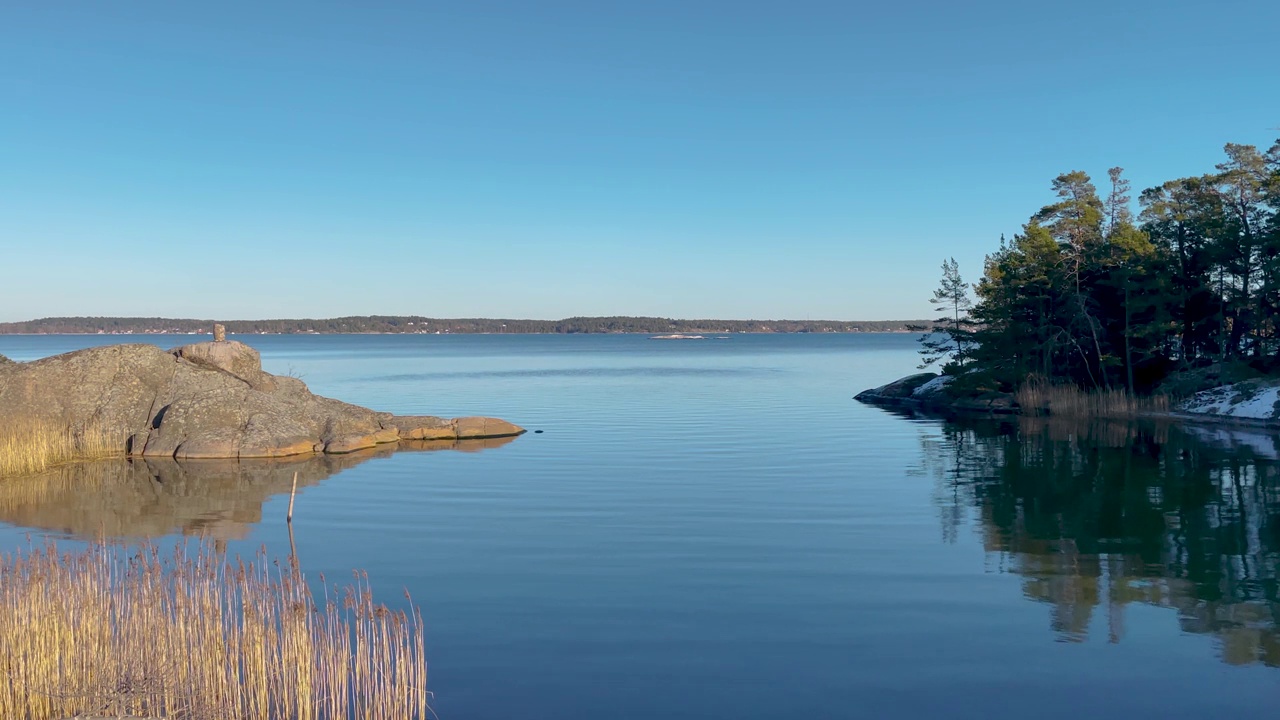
[287,471,298,523]
[288,521,300,577]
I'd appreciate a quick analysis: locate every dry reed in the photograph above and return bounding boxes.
[0,419,123,477]
[1016,380,1170,419]
[0,541,429,719]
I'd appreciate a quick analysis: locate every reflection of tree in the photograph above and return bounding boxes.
[921,414,1280,666]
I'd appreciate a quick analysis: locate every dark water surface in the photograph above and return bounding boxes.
[1,333,1276,718]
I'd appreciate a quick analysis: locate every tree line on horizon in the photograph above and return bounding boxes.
[0,316,926,335]
[924,136,1280,395]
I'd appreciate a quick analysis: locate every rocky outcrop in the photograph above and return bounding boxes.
[855,372,1017,415]
[0,341,524,459]
[1174,380,1280,425]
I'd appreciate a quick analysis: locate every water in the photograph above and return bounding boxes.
[0,333,1276,718]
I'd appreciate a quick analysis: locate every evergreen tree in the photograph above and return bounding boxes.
[921,133,1280,399]
[969,226,1065,388]
[1034,171,1108,388]
[1139,177,1222,364]
[1104,166,1134,237]
[918,257,974,370]
[1212,143,1272,357]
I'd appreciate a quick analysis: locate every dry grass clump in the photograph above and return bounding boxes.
[0,541,429,719]
[1016,380,1170,418]
[0,419,123,477]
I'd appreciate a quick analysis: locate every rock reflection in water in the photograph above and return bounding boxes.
[918,413,1280,667]
[0,436,516,542]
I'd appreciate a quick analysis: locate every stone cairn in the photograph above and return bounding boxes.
[213,323,226,342]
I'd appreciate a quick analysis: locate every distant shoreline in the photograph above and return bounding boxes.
[0,330,923,336]
[0,316,930,336]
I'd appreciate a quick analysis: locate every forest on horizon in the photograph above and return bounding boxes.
[0,316,925,335]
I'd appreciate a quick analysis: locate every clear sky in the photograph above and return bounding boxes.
[1,1,1277,322]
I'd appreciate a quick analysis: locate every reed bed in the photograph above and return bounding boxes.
[0,419,123,477]
[1016,381,1170,418]
[0,541,429,720]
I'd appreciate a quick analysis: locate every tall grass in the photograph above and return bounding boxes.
[0,541,429,719]
[1016,379,1170,418]
[0,419,123,477]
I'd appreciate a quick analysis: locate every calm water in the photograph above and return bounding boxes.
[1,333,1276,718]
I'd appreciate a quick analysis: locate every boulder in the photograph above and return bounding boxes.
[0,341,524,460]
[171,340,277,391]
[854,373,939,402]
[855,372,1016,415]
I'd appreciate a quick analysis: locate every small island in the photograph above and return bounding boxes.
[0,326,523,474]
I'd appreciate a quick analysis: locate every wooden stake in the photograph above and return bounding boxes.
[287,471,298,523]
[288,521,301,577]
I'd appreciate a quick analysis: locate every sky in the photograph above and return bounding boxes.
[1,1,1277,322]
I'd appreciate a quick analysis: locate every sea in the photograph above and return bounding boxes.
[0,332,1275,719]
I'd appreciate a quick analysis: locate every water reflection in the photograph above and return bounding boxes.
[919,413,1280,667]
[0,437,516,542]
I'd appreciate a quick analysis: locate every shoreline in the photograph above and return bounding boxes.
[856,373,1280,430]
[0,330,925,337]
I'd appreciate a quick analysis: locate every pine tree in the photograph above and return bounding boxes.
[918,257,974,370]
[1035,171,1108,387]
[951,133,1280,398]
[1104,166,1134,237]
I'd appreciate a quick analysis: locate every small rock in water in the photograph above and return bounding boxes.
[534,429,544,434]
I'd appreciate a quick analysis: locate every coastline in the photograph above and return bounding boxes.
[856,372,1280,429]
[0,329,926,336]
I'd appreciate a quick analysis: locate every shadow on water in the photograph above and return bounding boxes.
[0,436,516,543]
[914,411,1280,667]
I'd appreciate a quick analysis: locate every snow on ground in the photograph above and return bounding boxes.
[912,374,952,397]
[1178,383,1280,421]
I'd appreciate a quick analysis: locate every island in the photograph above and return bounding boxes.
[0,327,523,468]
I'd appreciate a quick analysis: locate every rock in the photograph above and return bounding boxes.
[454,416,525,439]
[0,353,13,366]
[388,415,457,440]
[171,340,277,391]
[951,392,1017,413]
[911,374,953,398]
[1177,381,1280,423]
[855,372,1015,415]
[0,341,524,461]
[854,373,939,402]
[323,427,402,455]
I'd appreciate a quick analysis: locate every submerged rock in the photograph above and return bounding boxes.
[0,341,524,459]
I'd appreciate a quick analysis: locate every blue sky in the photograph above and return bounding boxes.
[1,0,1277,322]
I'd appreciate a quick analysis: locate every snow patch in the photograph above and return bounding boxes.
[912,374,952,398]
[1178,383,1280,421]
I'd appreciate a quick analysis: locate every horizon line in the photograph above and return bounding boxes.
[1,314,931,325]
